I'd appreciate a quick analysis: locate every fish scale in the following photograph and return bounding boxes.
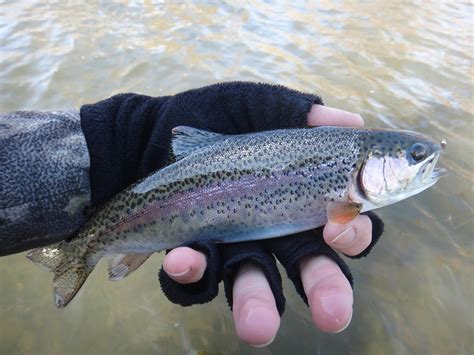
[26,126,446,308]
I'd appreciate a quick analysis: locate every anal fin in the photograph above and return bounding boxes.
[107,252,153,281]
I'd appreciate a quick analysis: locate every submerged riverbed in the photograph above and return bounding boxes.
[0,1,472,354]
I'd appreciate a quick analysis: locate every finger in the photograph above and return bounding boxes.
[323,214,372,256]
[300,255,353,333]
[232,264,281,347]
[307,104,364,128]
[162,247,207,284]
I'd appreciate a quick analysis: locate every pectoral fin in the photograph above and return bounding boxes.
[107,252,153,281]
[327,202,362,224]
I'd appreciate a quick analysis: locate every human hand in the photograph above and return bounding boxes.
[76,82,384,346]
[3,83,383,342]
[161,105,381,346]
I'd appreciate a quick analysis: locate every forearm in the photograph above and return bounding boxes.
[0,109,91,255]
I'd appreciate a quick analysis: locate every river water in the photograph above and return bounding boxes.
[0,1,472,354]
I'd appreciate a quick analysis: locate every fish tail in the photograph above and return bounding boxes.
[27,242,94,308]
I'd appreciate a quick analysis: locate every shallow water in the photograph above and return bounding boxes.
[0,1,473,354]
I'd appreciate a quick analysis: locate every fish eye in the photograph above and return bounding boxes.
[410,143,428,161]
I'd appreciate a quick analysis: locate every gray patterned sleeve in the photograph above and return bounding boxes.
[0,109,91,256]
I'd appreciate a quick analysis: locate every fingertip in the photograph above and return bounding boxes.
[353,113,364,127]
[323,222,357,248]
[300,256,353,333]
[235,303,280,347]
[323,215,372,256]
[232,265,280,347]
[307,104,364,128]
[162,247,207,284]
[310,289,353,333]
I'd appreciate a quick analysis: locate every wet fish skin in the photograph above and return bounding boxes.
[26,126,445,307]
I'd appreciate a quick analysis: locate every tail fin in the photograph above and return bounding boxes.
[27,243,94,308]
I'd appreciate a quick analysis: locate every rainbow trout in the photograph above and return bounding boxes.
[27,126,446,307]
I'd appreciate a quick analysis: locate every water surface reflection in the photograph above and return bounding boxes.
[0,1,472,354]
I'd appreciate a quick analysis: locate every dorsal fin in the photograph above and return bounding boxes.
[171,126,227,160]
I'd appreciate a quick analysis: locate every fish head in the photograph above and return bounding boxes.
[355,130,447,208]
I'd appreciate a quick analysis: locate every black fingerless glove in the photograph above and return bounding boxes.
[80,81,385,315]
[81,82,320,205]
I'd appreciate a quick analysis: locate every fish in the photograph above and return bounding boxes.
[26,126,447,308]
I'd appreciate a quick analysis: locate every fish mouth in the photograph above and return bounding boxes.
[431,167,447,180]
[420,153,447,184]
[393,153,446,202]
